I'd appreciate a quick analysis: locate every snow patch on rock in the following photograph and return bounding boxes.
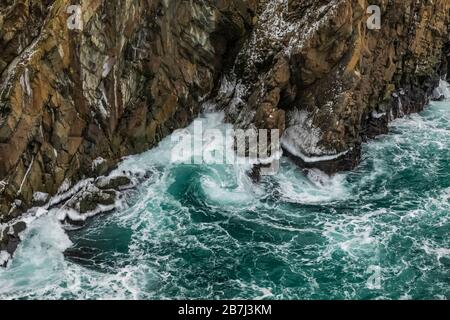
[92,157,107,171]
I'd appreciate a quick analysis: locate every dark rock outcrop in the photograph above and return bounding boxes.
[214,0,450,174]
[0,0,449,221]
[0,220,26,266]
[0,0,256,220]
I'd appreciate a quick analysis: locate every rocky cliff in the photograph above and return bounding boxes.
[213,0,450,173]
[0,0,256,221]
[0,0,449,223]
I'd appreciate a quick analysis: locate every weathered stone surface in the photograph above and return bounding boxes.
[0,0,449,221]
[60,181,121,225]
[76,188,116,214]
[216,0,450,174]
[0,220,26,265]
[0,0,255,220]
[95,175,131,190]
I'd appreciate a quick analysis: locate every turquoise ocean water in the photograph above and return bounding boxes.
[0,101,449,300]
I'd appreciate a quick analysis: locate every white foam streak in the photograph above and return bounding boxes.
[1,101,449,299]
[276,166,348,204]
[0,216,72,299]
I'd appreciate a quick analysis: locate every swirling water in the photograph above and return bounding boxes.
[0,102,449,300]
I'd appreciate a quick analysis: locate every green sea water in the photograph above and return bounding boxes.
[0,101,449,300]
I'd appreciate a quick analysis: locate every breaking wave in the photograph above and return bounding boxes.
[0,101,449,300]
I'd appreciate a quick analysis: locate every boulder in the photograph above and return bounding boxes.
[95,176,132,190]
[0,220,27,265]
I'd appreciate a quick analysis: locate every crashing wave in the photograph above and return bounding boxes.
[432,79,450,101]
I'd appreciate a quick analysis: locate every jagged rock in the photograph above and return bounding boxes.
[0,0,449,222]
[91,158,110,177]
[218,0,450,174]
[54,185,118,226]
[0,220,27,266]
[65,186,116,214]
[32,192,50,207]
[0,0,256,220]
[11,221,26,234]
[95,176,131,190]
[78,190,116,214]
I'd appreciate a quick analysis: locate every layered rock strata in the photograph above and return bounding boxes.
[215,0,450,173]
[0,0,255,220]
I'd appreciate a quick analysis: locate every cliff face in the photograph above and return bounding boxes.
[0,0,255,220]
[0,0,449,221]
[215,0,450,173]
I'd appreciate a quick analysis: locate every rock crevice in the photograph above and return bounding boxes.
[0,0,255,220]
[213,0,450,173]
[0,0,449,221]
